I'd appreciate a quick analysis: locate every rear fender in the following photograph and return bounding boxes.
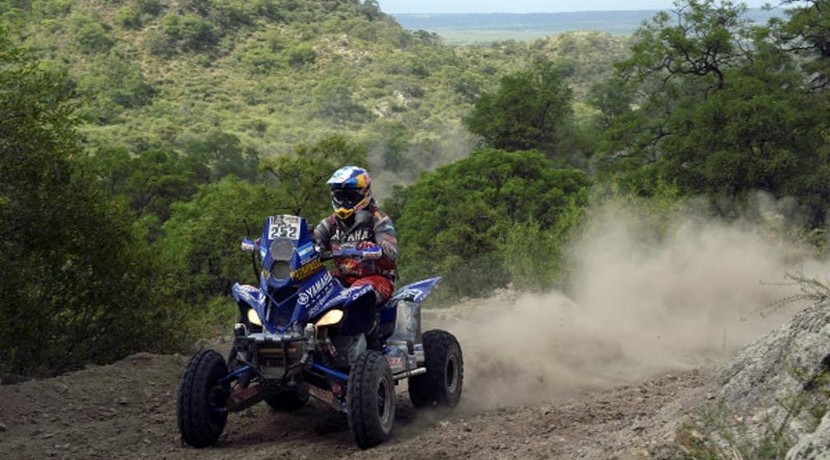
[380,277,442,327]
[388,277,442,305]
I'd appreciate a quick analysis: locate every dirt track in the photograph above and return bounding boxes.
[0,349,707,459]
[0,287,785,459]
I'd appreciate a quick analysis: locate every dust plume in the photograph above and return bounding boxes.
[369,127,476,200]
[432,197,827,409]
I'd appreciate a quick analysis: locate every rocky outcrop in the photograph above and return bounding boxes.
[787,411,830,460]
[703,301,830,457]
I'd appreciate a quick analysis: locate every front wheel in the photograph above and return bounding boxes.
[177,350,230,448]
[409,329,463,409]
[347,350,396,449]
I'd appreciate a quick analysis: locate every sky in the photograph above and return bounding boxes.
[377,0,771,14]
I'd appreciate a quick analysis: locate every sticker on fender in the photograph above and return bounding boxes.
[291,259,323,281]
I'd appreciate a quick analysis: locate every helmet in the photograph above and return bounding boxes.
[327,166,372,220]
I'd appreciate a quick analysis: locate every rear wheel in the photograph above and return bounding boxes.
[347,350,396,449]
[409,329,463,409]
[177,350,229,448]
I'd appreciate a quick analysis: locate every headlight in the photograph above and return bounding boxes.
[315,309,344,327]
[247,308,263,327]
[270,260,292,279]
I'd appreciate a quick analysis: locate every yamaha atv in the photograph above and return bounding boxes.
[177,212,463,449]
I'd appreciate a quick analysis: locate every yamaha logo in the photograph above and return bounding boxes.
[298,293,310,305]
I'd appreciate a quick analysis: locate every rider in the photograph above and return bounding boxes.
[314,166,398,307]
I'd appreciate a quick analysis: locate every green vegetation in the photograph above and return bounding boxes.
[595,0,830,229]
[0,31,186,376]
[389,148,590,299]
[2,0,830,377]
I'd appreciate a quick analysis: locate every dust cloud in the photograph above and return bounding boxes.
[369,128,476,200]
[433,197,828,409]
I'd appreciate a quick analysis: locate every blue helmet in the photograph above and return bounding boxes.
[327,166,372,220]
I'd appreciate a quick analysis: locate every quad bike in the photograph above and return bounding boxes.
[177,212,463,449]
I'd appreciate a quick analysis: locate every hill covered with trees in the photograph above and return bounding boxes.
[1,0,628,179]
[3,0,830,406]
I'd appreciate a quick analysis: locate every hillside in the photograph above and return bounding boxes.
[1,0,629,175]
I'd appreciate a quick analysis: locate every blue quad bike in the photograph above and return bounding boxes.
[177,212,463,449]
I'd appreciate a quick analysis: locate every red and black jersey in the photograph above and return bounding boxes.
[314,202,398,283]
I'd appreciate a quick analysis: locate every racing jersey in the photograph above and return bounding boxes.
[314,203,398,283]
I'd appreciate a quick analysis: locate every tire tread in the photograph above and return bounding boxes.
[409,329,463,409]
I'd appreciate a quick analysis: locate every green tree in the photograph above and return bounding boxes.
[76,52,156,122]
[71,14,113,54]
[0,32,184,376]
[598,0,830,227]
[771,0,830,89]
[464,61,574,157]
[261,134,369,220]
[157,12,219,54]
[372,120,412,172]
[160,177,283,303]
[180,131,261,183]
[313,77,372,124]
[84,147,201,222]
[390,148,590,298]
[160,134,367,306]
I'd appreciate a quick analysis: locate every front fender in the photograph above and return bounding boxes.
[232,282,264,309]
[309,284,375,320]
[232,283,270,330]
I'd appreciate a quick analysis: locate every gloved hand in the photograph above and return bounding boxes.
[241,237,260,252]
[357,241,382,259]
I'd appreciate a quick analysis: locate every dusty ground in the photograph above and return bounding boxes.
[0,349,708,460]
[0,291,718,460]
[0,287,785,460]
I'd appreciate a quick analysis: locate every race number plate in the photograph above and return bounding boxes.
[268,215,302,240]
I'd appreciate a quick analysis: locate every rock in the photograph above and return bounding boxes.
[787,412,830,460]
[0,422,7,432]
[700,301,830,452]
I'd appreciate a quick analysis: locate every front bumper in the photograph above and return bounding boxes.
[233,325,310,380]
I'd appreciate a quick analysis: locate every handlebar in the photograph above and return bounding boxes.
[241,238,381,260]
[321,247,382,261]
[240,238,258,252]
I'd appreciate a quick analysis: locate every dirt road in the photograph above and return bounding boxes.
[0,349,707,459]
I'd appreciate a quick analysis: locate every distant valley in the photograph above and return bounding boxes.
[391,9,780,44]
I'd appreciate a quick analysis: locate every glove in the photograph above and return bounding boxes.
[357,241,382,259]
[241,237,259,252]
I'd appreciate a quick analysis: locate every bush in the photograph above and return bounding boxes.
[287,44,316,68]
[115,6,142,29]
[72,15,113,54]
